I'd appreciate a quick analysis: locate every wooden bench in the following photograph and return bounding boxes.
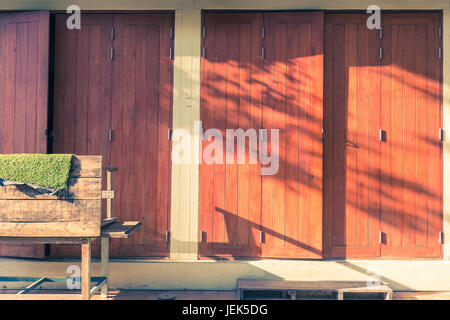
[0,155,141,300]
[237,279,393,300]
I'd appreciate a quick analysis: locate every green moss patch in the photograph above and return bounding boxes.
[0,154,73,190]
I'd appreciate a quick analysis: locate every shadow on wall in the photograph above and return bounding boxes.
[197,15,442,259]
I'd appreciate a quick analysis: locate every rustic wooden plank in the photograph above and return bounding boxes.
[81,239,91,300]
[0,177,101,200]
[0,294,83,300]
[0,199,101,222]
[69,156,102,178]
[0,221,100,237]
[0,237,89,244]
[101,221,141,239]
[237,279,392,292]
[101,237,109,298]
[101,217,117,228]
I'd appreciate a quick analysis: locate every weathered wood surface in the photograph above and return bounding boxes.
[101,217,117,227]
[0,200,101,222]
[101,221,142,239]
[69,156,102,178]
[0,177,101,200]
[237,279,391,291]
[0,221,100,237]
[0,155,102,237]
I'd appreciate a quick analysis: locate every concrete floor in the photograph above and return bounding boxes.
[1,289,450,300]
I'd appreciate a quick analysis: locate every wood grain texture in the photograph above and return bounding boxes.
[324,14,381,258]
[199,12,323,259]
[324,13,443,258]
[0,156,102,238]
[261,12,323,259]
[0,221,99,237]
[380,13,443,258]
[0,177,101,200]
[52,13,173,258]
[199,12,263,258]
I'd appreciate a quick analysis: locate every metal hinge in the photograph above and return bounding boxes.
[168,128,173,141]
[379,231,386,244]
[44,129,54,141]
[111,27,114,40]
[202,26,206,38]
[260,231,264,243]
[169,47,173,59]
[439,128,445,141]
[380,129,387,142]
[110,48,114,61]
[169,26,173,39]
[108,129,113,141]
[379,27,383,40]
[166,231,170,243]
[379,47,383,60]
[201,231,207,243]
[439,47,442,60]
[439,231,444,244]
[261,47,265,59]
[439,26,442,38]
[262,26,265,39]
[202,46,206,59]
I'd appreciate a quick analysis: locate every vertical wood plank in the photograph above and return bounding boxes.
[81,239,91,300]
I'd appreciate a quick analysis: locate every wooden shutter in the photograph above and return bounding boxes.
[199,12,323,259]
[199,12,263,258]
[261,12,323,259]
[323,14,382,258]
[52,13,173,258]
[380,13,442,258]
[0,11,50,258]
[324,13,443,259]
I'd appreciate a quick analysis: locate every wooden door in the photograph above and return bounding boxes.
[199,13,263,258]
[51,14,113,258]
[0,11,50,258]
[380,13,442,258]
[324,13,443,259]
[199,12,323,259]
[324,14,382,258]
[261,12,323,259]
[52,13,173,258]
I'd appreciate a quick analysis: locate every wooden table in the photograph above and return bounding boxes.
[0,156,142,300]
[0,220,141,300]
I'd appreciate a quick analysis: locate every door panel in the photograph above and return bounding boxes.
[199,12,323,259]
[324,13,443,259]
[199,13,263,258]
[51,14,113,257]
[0,11,50,259]
[324,14,381,258]
[380,13,442,258]
[261,12,323,259]
[52,13,173,258]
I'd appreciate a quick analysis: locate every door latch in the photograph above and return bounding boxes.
[379,129,387,142]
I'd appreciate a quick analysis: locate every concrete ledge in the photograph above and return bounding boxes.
[0,258,449,291]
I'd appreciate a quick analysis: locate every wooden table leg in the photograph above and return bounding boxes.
[101,236,109,299]
[81,239,91,300]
